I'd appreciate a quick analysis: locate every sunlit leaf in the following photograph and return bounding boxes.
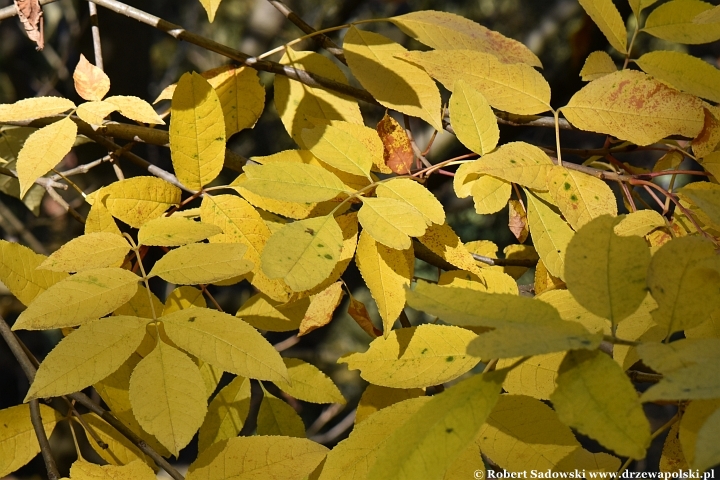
[101,177,181,228]
[138,216,222,246]
[0,96,75,122]
[643,0,720,44]
[148,243,252,285]
[580,51,617,81]
[577,0,627,53]
[73,54,110,101]
[0,404,62,478]
[0,240,67,306]
[637,51,720,103]
[526,189,574,281]
[449,79,499,156]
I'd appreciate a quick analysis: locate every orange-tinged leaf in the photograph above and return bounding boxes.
[162,306,289,382]
[636,51,720,103]
[129,339,207,456]
[16,117,77,197]
[450,79,499,156]
[186,436,328,480]
[13,267,139,330]
[562,70,704,146]
[402,50,551,115]
[347,294,381,338]
[0,404,63,478]
[508,199,529,243]
[643,0,720,44]
[577,0,627,54]
[105,96,165,125]
[0,96,74,122]
[344,27,443,130]
[170,72,226,190]
[298,281,344,336]
[339,324,480,389]
[580,51,617,81]
[389,10,542,67]
[101,177,181,228]
[376,114,412,174]
[693,107,720,159]
[26,316,148,400]
[73,54,110,101]
[355,230,413,336]
[0,240,68,306]
[275,49,363,148]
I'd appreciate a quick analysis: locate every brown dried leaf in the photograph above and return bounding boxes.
[73,54,111,102]
[347,294,381,338]
[508,199,529,243]
[14,0,43,50]
[376,113,413,174]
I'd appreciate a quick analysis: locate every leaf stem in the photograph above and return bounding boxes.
[553,109,563,166]
[125,235,158,321]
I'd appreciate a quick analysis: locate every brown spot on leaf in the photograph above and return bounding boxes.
[376,113,413,174]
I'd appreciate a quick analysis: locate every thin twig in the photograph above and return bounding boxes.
[602,335,640,347]
[88,2,104,69]
[627,370,663,383]
[471,253,537,267]
[267,0,346,64]
[0,166,69,190]
[274,335,300,352]
[309,408,356,444]
[45,186,86,224]
[0,201,49,254]
[29,400,60,480]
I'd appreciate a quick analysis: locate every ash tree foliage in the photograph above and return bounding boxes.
[1,0,720,478]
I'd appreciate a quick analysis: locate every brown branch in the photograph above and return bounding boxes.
[627,370,663,383]
[45,186,86,224]
[471,253,537,267]
[88,2,104,69]
[267,0,346,64]
[29,399,60,480]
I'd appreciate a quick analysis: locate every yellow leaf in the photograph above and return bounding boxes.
[406,282,601,358]
[0,240,67,306]
[444,440,484,480]
[162,286,206,315]
[643,0,720,44]
[376,113,412,174]
[471,175,512,214]
[148,243,252,284]
[129,338,207,456]
[210,66,264,138]
[547,167,617,230]
[565,216,651,325]
[319,397,431,480]
[526,189,574,281]
[629,0,661,16]
[257,393,305,437]
[39,232,129,272]
[613,209,665,236]
[580,51,617,81]
[302,124,374,179]
[339,324,481,388]
[198,0,220,22]
[693,107,720,159]
[577,0,628,53]
[344,27,443,130]
[450,79,499,156]
[13,267,139,330]
[535,259,566,295]
[637,51,720,103]
[418,222,483,275]
[73,54,110,101]
[478,395,581,472]
[686,311,720,339]
[358,197,427,250]
[81,413,153,468]
[365,371,505,480]
[466,142,554,190]
[275,49,363,148]
[694,4,720,23]
[679,181,720,225]
[69,459,156,480]
[92,354,171,456]
[647,236,720,335]
[169,72,225,189]
[242,162,349,203]
[679,400,720,470]
[693,404,720,471]
[402,50,551,115]
[613,294,664,370]
[438,269,518,295]
[550,350,651,459]
[200,195,290,302]
[0,96,75,122]
[298,281,344,336]
[355,384,424,425]
[101,177,181,228]
[104,96,164,125]
[26,315,147,400]
[0,404,62,478]
[197,375,251,453]
[355,230,413,335]
[187,436,328,480]
[85,194,121,235]
[537,289,610,335]
[661,422,689,473]
[236,293,308,332]
[262,215,344,292]
[196,358,222,399]
[276,358,345,404]
[496,353,565,400]
[562,70,704,146]
[16,117,77,197]
[553,449,621,473]
[137,216,222,247]
[638,338,720,375]
[389,10,542,67]
[162,307,288,382]
[76,100,117,125]
[376,178,445,227]
[114,285,162,319]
